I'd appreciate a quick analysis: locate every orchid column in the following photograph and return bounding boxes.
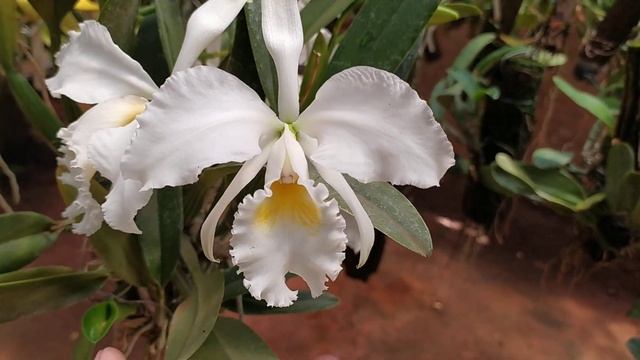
[122,0,454,307]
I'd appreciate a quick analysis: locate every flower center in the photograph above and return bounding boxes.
[254,181,321,229]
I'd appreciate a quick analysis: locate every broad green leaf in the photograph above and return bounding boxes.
[473,45,528,75]
[72,335,95,360]
[427,3,482,25]
[300,32,330,108]
[82,299,136,343]
[165,240,224,360]
[222,267,247,301]
[316,172,432,257]
[56,167,152,286]
[245,0,278,110]
[483,163,535,197]
[0,0,17,70]
[553,76,616,131]
[301,0,355,42]
[0,212,58,273]
[132,13,171,86]
[98,0,140,52]
[154,0,185,69]
[605,142,635,210]
[325,0,440,78]
[452,33,496,70]
[495,153,599,212]
[222,10,265,100]
[191,317,277,360]
[137,187,183,286]
[91,226,152,286]
[5,69,62,144]
[628,337,640,360]
[0,266,107,323]
[28,0,76,52]
[227,292,339,315]
[427,5,459,25]
[183,164,241,224]
[617,172,640,215]
[532,148,574,169]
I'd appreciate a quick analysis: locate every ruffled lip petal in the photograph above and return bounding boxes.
[230,180,347,307]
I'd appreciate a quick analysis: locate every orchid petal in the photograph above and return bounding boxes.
[173,0,246,73]
[122,66,282,191]
[88,120,139,183]
[87,121,152,233]
[297,66,455,188]
[62,96,147,175]
[58,146,103,236]
[102,177,152,234]
[262,0,303,121]
[230,180,346,307]
[313,162,374,267]
[46,21,158,104]
[200,145,274,261]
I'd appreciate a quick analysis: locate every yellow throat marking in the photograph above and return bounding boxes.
[254,182,322,229]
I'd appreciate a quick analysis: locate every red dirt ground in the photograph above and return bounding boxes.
[0,171,636,360]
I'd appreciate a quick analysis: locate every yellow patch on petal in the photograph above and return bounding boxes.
[254,182,322,229]
[117,99,146,127]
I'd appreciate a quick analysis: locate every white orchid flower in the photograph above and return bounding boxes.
[47,1,244,235]
[122,0,454,307]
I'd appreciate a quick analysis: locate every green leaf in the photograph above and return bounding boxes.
[165,240,224,360]
[628,337,640,360]
[301,0,355,42]
[427,3,482,25]
[98,0,140,52]
[605,142,636,211]
[532,148,574,169]
[137,187,183,286]
[28,0,76,52]
[82,299,136,343]
[72,335,95,360]
[452,33,496,70]
[222,267,247,301]
[553,76,616,131]
[0,266,107,323]
[222,10,265,99]
[191,317,277,360]
[89,226,152,286]
[227,291,339,315]
[154,0,185,69]
[5,68,62,144]
[494,153,601,212]
[245,0,278,110]
[427,5,459,25]
[617,172,640,215]
[183,164,241,224]
[0,0,17,70]
[132,13,171,86]
[0,212,58,273]
[473,45,528,75]
[325,0,440,78]
[317,172,432,257]
[56,167,152,286]
[300,31,330,108]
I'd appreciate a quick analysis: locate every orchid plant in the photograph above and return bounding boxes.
[0,0,453,357]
